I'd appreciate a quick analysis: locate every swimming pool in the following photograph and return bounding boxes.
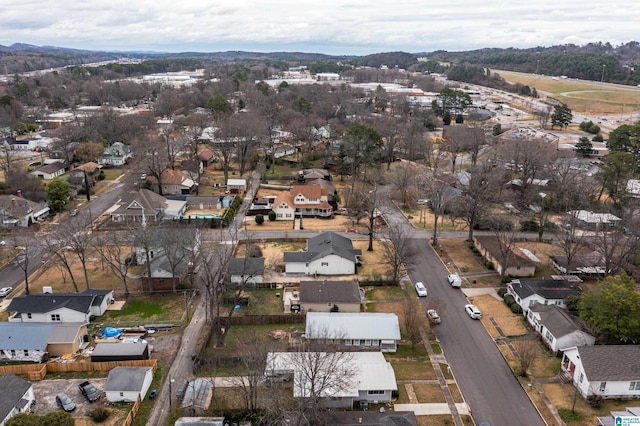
[188,213,222,219]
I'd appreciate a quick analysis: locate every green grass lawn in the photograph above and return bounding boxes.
[244,289,286,315]
[101,297,186,325]
[389,361,437,381]
[365,285,405,301]
[101,169,124,180]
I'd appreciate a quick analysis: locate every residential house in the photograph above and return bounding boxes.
[295,280,361,313]
[111,189,186,223]
[526,304,595,355]
[45,323,90,357]
[175,417,225,426]
[0,322,88,362]
[298,168,331,182]
[228,257,264,285]
[567,210,621,230]
[0,373,35,426]
[197,148,215,167]
[181,158,203,182]
[284,232,361,275]
[305,312,401,352]
[134,228,200,291]
[507,279,581,313]
[7,289,114,323]
[104,367,154,403]
[30,161,66,180]
[98,142,132,166]
[226,178,246,194]
[551,251,607,276]
[265,351,397,408]
[272,185,333,220]
[0,195,49,228]
[473,236,537,278]
[149,169,195,195]
[561,345,640,399]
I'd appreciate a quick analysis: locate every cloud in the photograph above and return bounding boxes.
[0,0,638,54]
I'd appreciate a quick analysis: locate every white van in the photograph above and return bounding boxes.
[447,274,462,288]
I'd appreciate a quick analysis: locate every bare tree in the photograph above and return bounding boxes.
[64,216,96,290]
[534,104,553,129]
[402,300,423,347]
[131,224,163,292]
[557,212,587,275]
[12,234,35,295]
[390,162,417,206]
[41,230,80,293]
[452,163,500,241]
[232,329,271,414]
[512,339,539,376]
[159,226,199,292]
[383,222,416,284]
[93,230,132,295]
[487,218,519,282]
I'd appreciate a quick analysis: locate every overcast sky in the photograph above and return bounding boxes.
[1,1,639,55]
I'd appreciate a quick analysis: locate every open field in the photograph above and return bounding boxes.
[495,69,640,116]
[469,294,528,337]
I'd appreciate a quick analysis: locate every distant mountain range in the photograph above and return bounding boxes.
[2,41,640,86]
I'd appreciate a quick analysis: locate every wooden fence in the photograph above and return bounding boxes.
[122,394,142,426]
[0,359,157,380]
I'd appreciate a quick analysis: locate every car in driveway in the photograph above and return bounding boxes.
[448,273,462,288]
[56,392,76,412]
[427,309,441,324]
[78,381,100,402]
[0,287,12,297]
[414,282,428,297]
[465,304,482,320]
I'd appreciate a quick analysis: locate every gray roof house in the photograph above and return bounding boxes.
[526,304,595,355]
[229,257,265,285]
[298,280,362,313]
[30,161,66,180]
[0,323,88,362]
[0,373,35,425]
[284,232,361,275]
[7,289,114,323]
[561,345,640,399]
[305,312,401,352]
[0,195,50,228]
[597,407,640,426]
[104,366,154,403]
[507,279,580,312]
[111,189,169,223]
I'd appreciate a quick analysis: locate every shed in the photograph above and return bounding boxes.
[104,367,154,403]
[90,342,149,362]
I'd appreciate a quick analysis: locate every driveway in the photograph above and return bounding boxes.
[32,378,108,417]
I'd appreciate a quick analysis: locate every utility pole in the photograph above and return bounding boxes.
[601,64,606,82]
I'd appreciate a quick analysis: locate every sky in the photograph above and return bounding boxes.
[1,1,639,55]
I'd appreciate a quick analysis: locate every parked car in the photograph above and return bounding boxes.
[56,392,76,412]
[465,304,482,320]
[79,381,100,402]
[447,273,462,288]
[140,173,147,180]
[427,309,441,324]
[0,287,12,297]
[414,282,428,297]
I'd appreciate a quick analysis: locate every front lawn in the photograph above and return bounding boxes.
[101,296,186,325]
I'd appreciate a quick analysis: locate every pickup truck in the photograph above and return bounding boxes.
[79,381,100,402]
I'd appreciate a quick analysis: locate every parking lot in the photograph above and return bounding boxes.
[31,378,108,417]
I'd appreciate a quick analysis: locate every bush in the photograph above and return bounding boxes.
[510,304,523,314]
[89,407,111,422]
[558,408,582,422]
[484,260,494,270]
[503,294,516,307]
[474,217,514,231]
[497,287,508,298]
[520,220,539,232]
[587,395,604,408]
[255,214,264,225]
[268,210,276,221]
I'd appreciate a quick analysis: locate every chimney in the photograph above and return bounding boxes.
[17,190,22,198]
[11,197,16,206]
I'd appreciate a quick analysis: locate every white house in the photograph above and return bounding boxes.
[229,257,264,285]
[284,232,361,275]
[0,373,35,425]
[561,346,640,399]
[98,142,132,166]
[507,279,580,312]
[0,323,89,363]
[0,195,50,228]
[7,289,114,323]
[305,312,401,352]
[526,304,595,355]
[567,210,621,230]
[30,162,66,180]
[272,185,333,220]
[226,178,247,194]
[104,367,154,403]
[265,351,397,408]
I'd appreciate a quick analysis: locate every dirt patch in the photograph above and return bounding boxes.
[147,331,182,367]
[468,294,528,337]
[412,383,446,403]
[439,238,487,275]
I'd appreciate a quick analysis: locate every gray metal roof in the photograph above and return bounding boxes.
[104,367,152,392]
[47,323,86,343]
[92,342,148,357]
[0,323,55,350]
[229,257,264,276]
[305,312,400,340]
[0,373,32,421]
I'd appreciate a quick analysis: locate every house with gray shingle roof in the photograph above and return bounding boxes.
[229,257,264,285]
[0,195,50,228]
[0,373,35,425]
[7,289,114,323]
[111,189,186,223]
[284,232,361,275]
[98,141,132,166]
[526,304,595,355]
[507,278,581,312]
[0,323,89,362]
[561,345,640,399]
[297,280,362,313]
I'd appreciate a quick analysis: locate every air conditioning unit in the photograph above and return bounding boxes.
[43,286,53,294]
